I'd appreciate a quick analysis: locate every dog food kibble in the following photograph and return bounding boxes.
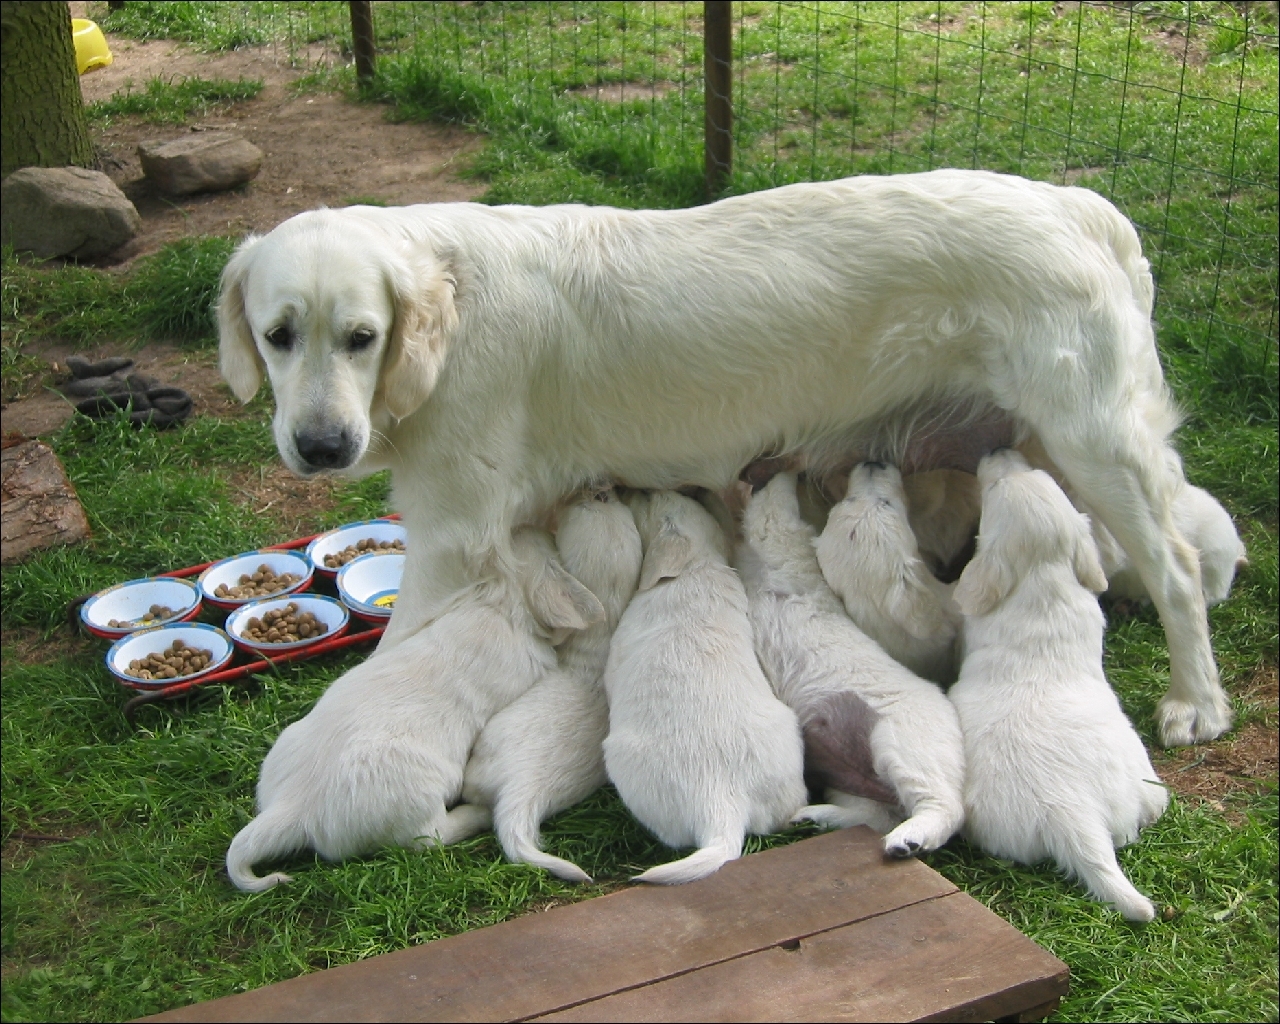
[126,639,214,681]
[108,604,176,629]
[323,537,405,568]
[242,603,329,644]
[214,564,301,599]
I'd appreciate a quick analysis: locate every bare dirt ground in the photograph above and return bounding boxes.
[75,14,485,263]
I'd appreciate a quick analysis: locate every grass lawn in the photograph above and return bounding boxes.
[2,2,1276,1021]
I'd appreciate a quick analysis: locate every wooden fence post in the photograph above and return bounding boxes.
[350,1,376,84]
[704,1,732,198]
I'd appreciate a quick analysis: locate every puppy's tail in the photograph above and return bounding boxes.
[496,806,592,883]
[225,809,305,892]
[633,834,742,886]
[1046,812,1157,923]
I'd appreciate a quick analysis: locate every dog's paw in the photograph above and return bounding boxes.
[883,837,920,860]
[790,804,849,830]
[1156,695,1234,747]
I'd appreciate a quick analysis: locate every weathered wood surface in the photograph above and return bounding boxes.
[138,827,1067,1024]
[1,438,90,564]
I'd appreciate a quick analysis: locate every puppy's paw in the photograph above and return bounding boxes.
[883,838,920,860]
[882,813,954,858]
[790,804,855,830]
[1156,694,1234,747]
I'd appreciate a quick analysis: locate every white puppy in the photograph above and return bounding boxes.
[460,486,642,883]
[225,528,603,892]
[603,490,810,884]
[737,472,966,857]
[1089,484,1245,608]
[949,450,1168,921]
[816,462,962,684]
[219,169,1233,747]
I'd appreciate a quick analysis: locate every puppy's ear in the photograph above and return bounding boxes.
[526,560,606,642]
[217,235,265,402]
[1072,517,1109,594]
[884,565,952,639]
[638,522,694,591]
[952,543,1014,617]
[381,253,458,420]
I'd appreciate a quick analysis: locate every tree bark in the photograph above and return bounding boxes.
[1,1,95,178]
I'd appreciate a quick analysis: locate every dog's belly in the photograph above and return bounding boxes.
[599,400,1016,491]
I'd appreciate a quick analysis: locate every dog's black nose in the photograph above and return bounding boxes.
[294,427,350,469]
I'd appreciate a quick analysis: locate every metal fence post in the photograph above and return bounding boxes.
[704,1,732,198]
[350,1,376,84]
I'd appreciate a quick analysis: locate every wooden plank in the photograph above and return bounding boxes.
[534,891,1068,1023]
[139,828,954,1023]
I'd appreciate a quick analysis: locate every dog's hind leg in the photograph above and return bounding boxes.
[792,794,902,834]
[1038,416,1231,746]
[436,803,493,844]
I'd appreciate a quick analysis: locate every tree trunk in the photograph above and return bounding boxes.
[1,1,95,178]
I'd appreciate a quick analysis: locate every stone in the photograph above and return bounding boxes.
[1,439,91,565]
[0,167,141,259]
[137,133,263,196]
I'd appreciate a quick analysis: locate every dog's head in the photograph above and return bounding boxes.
[954,450,1107,616]
[217,209,457,476]
[816,461,949,640]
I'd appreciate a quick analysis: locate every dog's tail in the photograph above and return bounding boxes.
[632,833,742,886]
[496,805,593,883]
[1045,811,1157,922]
[225,808,306,892]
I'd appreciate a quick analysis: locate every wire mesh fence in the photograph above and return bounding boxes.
[97,1,1278,411]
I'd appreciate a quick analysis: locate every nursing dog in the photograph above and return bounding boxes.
[218,169,1229,746]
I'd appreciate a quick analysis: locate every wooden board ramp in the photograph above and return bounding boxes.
[138,827,1068,1023]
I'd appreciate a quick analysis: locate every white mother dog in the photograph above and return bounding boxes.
[218,169,1229,746]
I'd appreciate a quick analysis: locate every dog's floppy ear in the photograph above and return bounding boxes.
[884,562,952,639]
[1072,515,1109,594]
[526,559,606,643]
[638,520,694,591]
[217,235,265,402]
[952,540,1015,617]
[381,251,458,420]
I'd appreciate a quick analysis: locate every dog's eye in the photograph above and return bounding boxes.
[265,325,293,351]
[349,328,377,352]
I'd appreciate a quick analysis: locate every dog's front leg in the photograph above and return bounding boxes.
[376,456,519,651]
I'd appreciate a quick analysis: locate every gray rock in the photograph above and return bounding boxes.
[0,167,142,259]
[137,133,263,196]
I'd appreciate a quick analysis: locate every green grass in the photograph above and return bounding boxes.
[85,76,264,126]
[1,236,237,400]
[3,2,1276,1022]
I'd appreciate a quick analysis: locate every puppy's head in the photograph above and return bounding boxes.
[816,462,947,640]
[218,210,457,476]
[954,453,1107,616]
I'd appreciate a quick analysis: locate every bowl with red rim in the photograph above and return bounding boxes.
[336,552,403,624]
[106,623,234,690]
[198,549,313,611]
[80,576,202,639]
[224,595,351,656]
[306,519,406,578]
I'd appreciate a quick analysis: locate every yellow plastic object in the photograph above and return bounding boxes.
[72,18,113,75]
